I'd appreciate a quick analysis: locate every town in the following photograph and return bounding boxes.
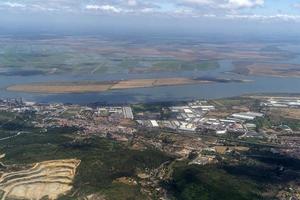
[1,96,299,152]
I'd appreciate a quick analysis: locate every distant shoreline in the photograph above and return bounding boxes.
[6,77,248,94]
[231,61,300,78]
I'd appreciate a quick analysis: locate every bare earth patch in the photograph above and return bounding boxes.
[7,83,113,94]
[111,78,208,90]
[111,79,155,89]
[268,108,300,120]
[0,159,80,200]
[7,78,213,94]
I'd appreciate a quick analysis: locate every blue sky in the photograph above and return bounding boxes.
[0,0,300,20]
[0,0,300,36]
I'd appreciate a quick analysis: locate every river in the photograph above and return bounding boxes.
[0,59,300,104]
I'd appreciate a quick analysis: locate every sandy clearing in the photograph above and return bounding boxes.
[111,79,155,89]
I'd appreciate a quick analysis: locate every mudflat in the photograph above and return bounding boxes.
[7,78,213,94]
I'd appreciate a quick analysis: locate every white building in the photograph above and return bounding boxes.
[150,120,159,127]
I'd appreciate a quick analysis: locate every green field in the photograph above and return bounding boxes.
[152,60,219,72]
[0,38,219,76]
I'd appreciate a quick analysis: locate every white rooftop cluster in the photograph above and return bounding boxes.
[231,112,264,121]
[262,98,300,108]
[97,106,134,119]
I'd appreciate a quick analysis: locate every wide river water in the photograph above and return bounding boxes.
[0,60,300,104]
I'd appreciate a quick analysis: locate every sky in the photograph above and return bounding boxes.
[0,0,300,37]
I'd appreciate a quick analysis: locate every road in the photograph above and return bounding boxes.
[0,131,26,141]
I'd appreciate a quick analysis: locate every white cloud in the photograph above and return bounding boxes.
[127,0,137,6]
[203,14,217,17]
[225,14,300,21]
[293,3,300,9]
[183,0,213,5]
[225,0,264,9]
[2,2,26,8]
[140,7,155,13]
[181,0,264,10]
[85,4,122,13]
[0,0,299,23]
